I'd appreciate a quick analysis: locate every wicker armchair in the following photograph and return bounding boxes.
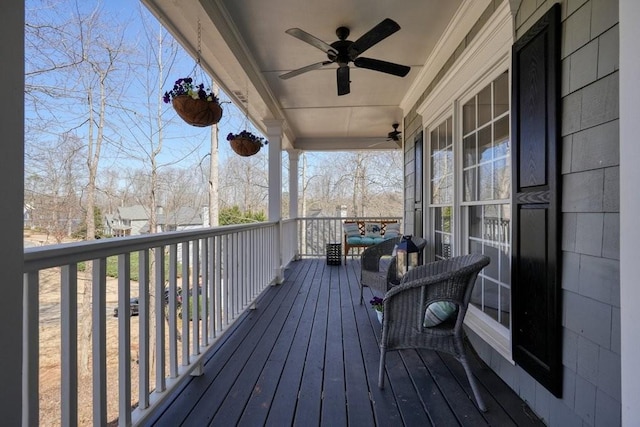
[377,254,490,412]
[359,236,427,305]
[359,237,400,305]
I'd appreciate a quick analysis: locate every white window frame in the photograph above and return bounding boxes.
[426,110,455,262]
[416,1,513,362]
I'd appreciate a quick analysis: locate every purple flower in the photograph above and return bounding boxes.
[164,77,219,103]
[369,296,383,311]
[226,130,268,146]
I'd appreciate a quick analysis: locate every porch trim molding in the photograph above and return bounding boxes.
[620,0,640,423]
[416,1,512,120]
[401,0,493,112]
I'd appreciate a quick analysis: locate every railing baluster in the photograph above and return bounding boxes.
[202,238,209,346]
[154,246,166,392]
[168,244,178,378]
[207,237,215,340]
[60,264,78,427]
[92,259,107,425]
[117,254,131,427]
[191,239,200,357]
[23,272,39,427]
[181,242,190,366]
[215,236,223,334]
[138,249,150,409]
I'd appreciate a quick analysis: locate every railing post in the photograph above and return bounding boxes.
[23,272,39,427]
[117,254,131,427]
[60,264,78,427]
[92,259,107,425]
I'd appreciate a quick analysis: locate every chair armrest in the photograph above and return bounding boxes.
[361,237,400,272]
[383,254,490,310]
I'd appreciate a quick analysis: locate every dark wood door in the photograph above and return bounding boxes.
[511,3,562,397]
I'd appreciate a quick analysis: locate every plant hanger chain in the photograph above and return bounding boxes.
[189,19,206,81]
[243,80,249,130]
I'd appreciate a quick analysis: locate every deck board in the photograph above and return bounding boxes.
[146,258,545,427]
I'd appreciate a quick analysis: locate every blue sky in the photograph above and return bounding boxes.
[25,0,265,175]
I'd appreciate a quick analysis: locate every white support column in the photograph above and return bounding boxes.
[288,150,300,260]
[620,0,640,424]
[288,150,300,220]
[1,1,24,424]
[265,120,284,283]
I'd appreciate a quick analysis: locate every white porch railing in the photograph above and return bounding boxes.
[23,222,279,426]
[22,216,398,426]
[297,216,402,258]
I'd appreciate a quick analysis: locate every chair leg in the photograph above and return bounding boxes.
[359,281,364,305]
[459,354,486,412]
[378,349,386,388]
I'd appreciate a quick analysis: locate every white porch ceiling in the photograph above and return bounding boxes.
[142,0,481,151]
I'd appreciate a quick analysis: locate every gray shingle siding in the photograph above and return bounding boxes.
[403,0,621,425]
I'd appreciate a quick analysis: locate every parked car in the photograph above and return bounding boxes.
[113,298,139,318]
[113,288,182,317]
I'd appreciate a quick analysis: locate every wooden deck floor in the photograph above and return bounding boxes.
[146,258,545,427]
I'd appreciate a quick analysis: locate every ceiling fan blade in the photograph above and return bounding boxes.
[285,28,338,57]
[279,61,333,80]
[353,57,410,77]
[348,18,400,59]
[337,66,350,96]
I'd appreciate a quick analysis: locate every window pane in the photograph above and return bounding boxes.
[434,207,453,260]
[494,159,510,199]
[478,84,492,127]
[494,116,510,158]
[484,243,500,280]
[463,134,476,167]
[444,147,453,176]
[500,244,511,283]
[500,287,510,328]
[463,98,476,134]
[442,174,453,203]
[469,205,482,238]
[494,71,509,116]
[478,126,493,163]
[431,180,441,204]
[430,129,438,152]
[464,168,476,201]
[484,280,499,322]
[431,152,441,180]
[479,163,492,200]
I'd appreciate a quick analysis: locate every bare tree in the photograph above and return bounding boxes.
[218,153,269,212]
[25,133,86,243]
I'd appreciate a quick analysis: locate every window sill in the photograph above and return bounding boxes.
[465,305,513,364]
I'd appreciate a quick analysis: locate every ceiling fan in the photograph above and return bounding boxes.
[387,123,402,141]
[279,18,411,96]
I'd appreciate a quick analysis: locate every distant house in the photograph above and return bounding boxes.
[104,205,149,236]
[160,207,205,232]
[23,204,34,228]
[105,205,206,236]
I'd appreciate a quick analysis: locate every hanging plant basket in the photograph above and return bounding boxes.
[171,95,223,127]
[227,131,268,157]
[229,137,262,156]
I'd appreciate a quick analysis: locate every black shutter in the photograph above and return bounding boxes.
[511,3,562,397]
